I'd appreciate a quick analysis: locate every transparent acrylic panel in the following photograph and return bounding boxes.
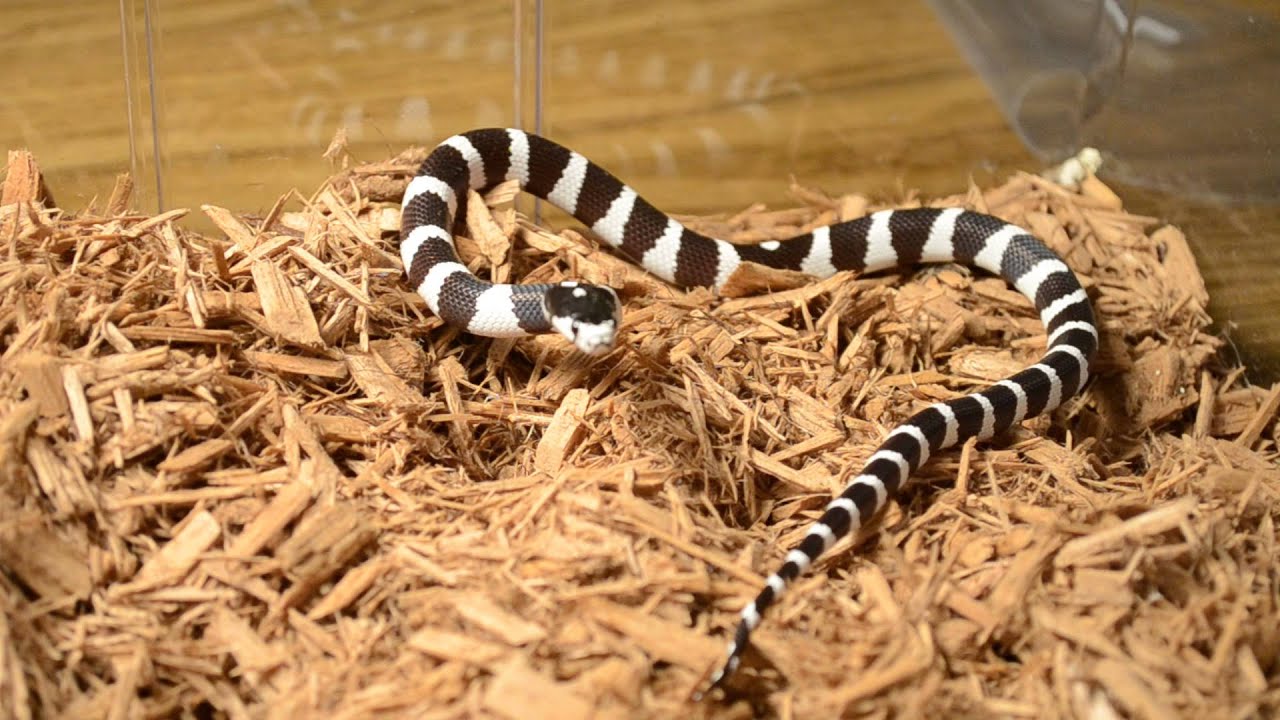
[928,0,1280,203]
[535,0,1033,216]
[1084,1,1280,203]
[132,0,519,216]
[1,3,136,207]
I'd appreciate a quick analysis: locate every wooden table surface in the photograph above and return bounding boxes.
[3,0,1277,379]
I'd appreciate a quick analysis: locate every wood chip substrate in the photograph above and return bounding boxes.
[2,146,1278,719]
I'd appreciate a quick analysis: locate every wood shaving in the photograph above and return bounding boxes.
[1,149,1277,719]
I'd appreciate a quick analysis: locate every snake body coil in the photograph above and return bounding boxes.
[400,128,1097,693]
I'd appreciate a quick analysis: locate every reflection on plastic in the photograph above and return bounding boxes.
[929,0,1279,203]
[118,0,518,215]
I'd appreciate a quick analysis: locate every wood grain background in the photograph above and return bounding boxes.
[2,0,1276,378]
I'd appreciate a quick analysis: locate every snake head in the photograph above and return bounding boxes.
[546,283,622,355]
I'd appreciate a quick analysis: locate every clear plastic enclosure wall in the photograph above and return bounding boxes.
[3,0,1037,218]
[3,5,135,206]
[928,0,1279,203]
[133,0,528,215]
[5,1,1276,211]
[532,0,938,215]
[3,1,527,213]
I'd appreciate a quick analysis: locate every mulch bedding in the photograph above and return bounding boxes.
[1,144,1277,719]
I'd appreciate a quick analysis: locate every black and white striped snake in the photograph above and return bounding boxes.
[400,128,1097,696]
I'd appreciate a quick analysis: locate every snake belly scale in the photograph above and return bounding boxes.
[399,128,1097,695]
